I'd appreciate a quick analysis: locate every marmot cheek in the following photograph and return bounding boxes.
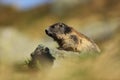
[64,27,72,34]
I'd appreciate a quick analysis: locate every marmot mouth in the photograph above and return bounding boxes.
[45,29,59,41]
[45,29,52,37]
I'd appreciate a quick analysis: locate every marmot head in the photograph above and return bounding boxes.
[31,45,55,61]
[29,45,55,69]
[45,22,72,40]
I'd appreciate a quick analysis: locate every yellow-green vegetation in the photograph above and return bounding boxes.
[0,30,120,80]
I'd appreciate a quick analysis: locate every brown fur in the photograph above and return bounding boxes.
[28,45,55,69]
[45,23,100,53]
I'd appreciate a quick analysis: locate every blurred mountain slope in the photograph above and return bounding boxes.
[0,4,51,26]
[0,0,120,26]
[0,0,120,39]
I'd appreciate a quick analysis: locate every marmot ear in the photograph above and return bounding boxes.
[45,47,49,53]
[64,26,72,34]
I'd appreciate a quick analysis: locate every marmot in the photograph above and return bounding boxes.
[45,23,101,53]
[28,45,55,69]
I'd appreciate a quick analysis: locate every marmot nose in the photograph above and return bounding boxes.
[45,29,48,34]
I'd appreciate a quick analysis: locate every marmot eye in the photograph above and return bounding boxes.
[59,24,64,28]
[51,26,55,28]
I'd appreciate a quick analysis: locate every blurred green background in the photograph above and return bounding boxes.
[0,0,120,80]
